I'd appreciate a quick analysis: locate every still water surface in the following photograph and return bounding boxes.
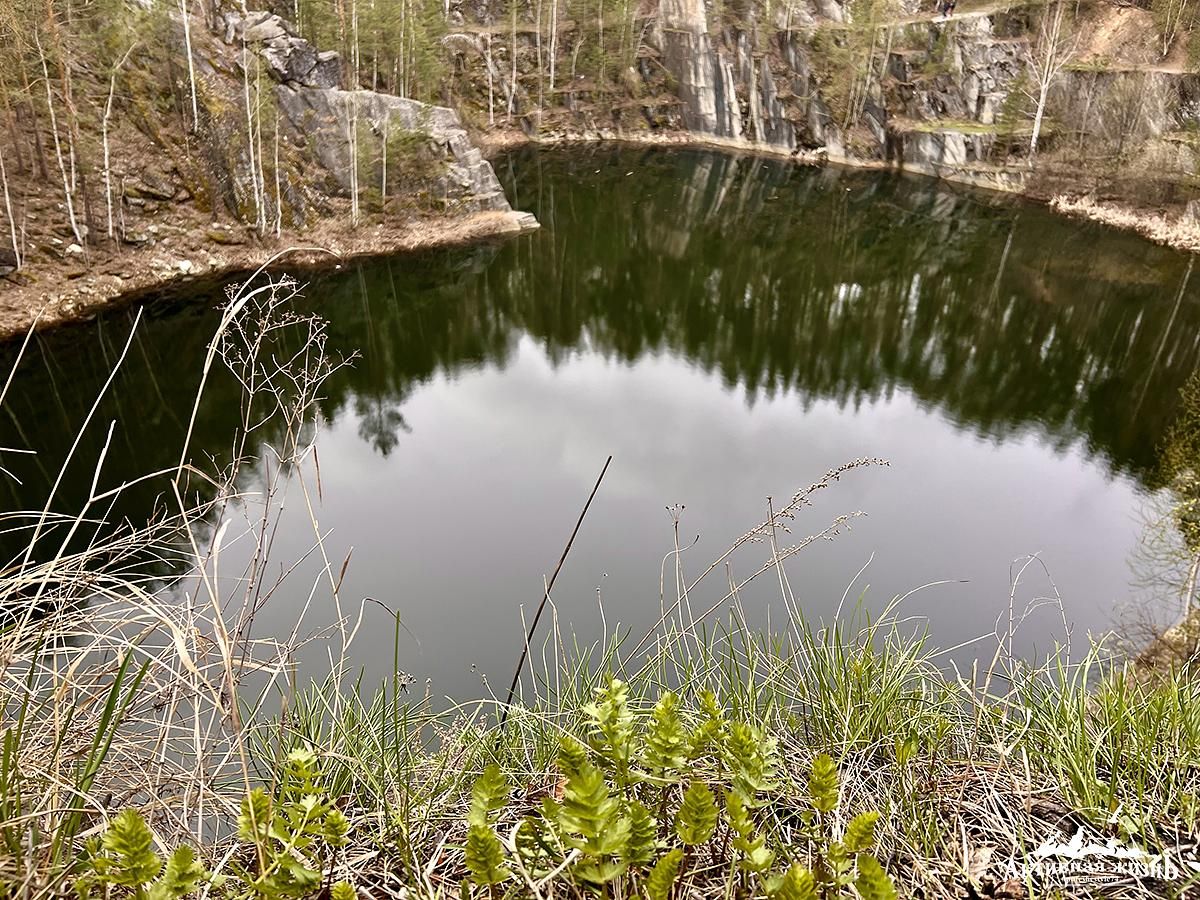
[4,146,1200,698]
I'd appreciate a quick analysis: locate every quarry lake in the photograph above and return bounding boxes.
[5,145,1200,699]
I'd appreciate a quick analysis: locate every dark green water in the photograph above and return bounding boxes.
[3,146,1200,696]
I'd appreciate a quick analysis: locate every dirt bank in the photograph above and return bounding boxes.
[0,207,537,343]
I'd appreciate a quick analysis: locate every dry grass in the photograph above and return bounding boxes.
[0,268,363,898]
[1050,194,1200,254]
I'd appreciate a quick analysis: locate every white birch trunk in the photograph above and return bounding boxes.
[347,95,359,226]
[102,46,135,241]
[535,0,544,113]
[1029,87,1048,158]
[180,0,200,133]
[255,60,266,233]
[381,111,388,202]
[103,77,116,240]
[549,0,558,93]
[509,3,518,120]
[0,142,20,269]
[486,35,495,125]
[36,34,81,246]
[274,110,282,237]
[243,43,263,233]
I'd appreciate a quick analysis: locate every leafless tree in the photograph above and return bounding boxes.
[180,0,200,132]
[33,28,81,246]
[1026,0,1077,159]
[1154,0,1195,59]
[103,44,136,241]
[0,140,19,269]
[549,0,558,92]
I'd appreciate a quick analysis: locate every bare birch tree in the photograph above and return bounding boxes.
[273,109,282,237]
[508,0,517,120]
[0,141,20,269]
[1026,0,1077,159]
[380,108,388,203]
[1153,0,1196,59]
[103,44,136,241]
[255,59,268,233]
[535,0,544,112]
[549,0,558,92]
[242,42,266,234]
[486,33,495,125]
[34,29,82,246]
[351,0,360,82]
[180,0,200,133]
[346,94,359,226]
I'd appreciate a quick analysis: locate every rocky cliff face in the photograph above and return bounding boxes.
[194,10,518,227]
[0,1,539,337]
[650,0,1029,177]
[656,0,746,140]
[620,0,1200,196]
[186,1,1200,208]
[271,85,512,212]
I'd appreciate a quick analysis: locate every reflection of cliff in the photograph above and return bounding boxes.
[312,147,1200,482]
[2,146,1198,561]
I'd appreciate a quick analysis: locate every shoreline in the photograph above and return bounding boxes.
[483,127,1200,254]
[0,208,538,344]
[5,130,1197,345]
[1049,195,1200,254]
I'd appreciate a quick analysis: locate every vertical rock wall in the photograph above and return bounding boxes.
[657,0,744,139]
[648,1,1200,191]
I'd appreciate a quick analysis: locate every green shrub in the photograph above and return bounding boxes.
[458,677,897,898]
[79,749,355,900]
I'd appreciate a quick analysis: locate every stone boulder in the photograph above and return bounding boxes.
[242,10,295,42]
[221,10,342,90]
[127,166,178,201]
[261,41,341,88]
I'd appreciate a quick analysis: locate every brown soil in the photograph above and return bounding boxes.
[1077,4,1159,65]
[2,126,801,347]
[1073,2,1192,72]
